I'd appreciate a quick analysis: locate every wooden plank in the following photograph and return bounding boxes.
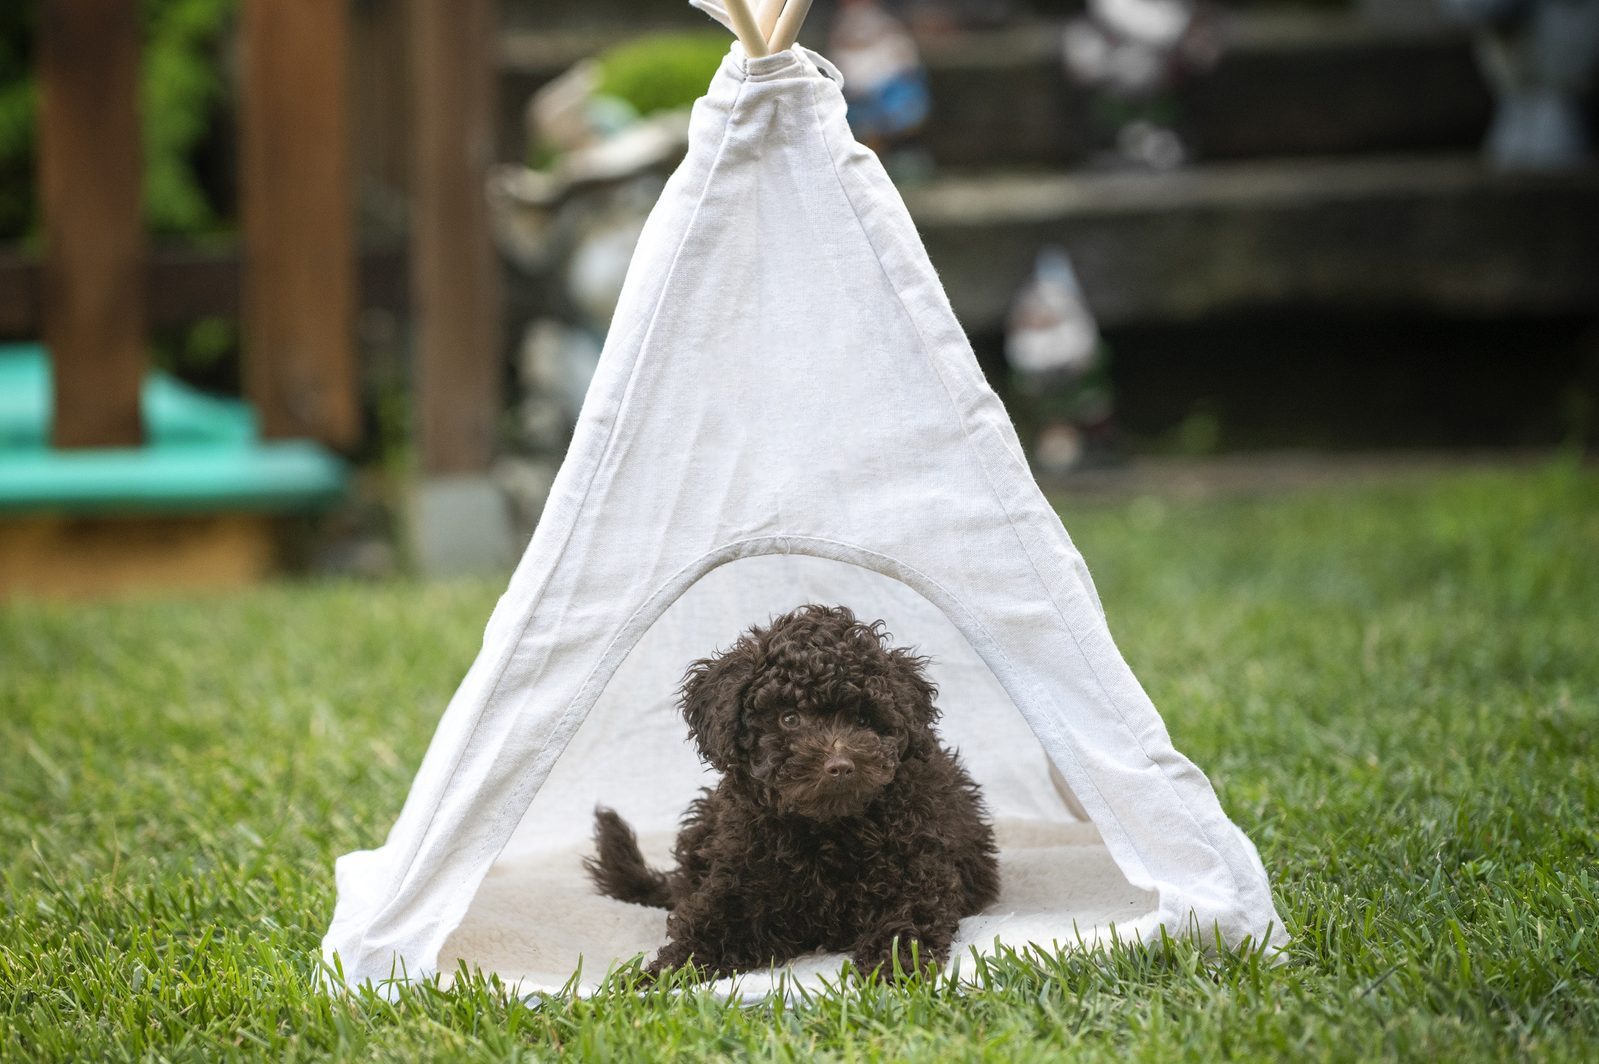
[0,514,279,599]
[239,0,359,448]
[37,0,146,448]
[410,0,504,477]
[0,244,410,339]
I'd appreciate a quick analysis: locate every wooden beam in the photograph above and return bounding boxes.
[37,0,146,449]
[0,244,410,340]
[239,0,359,448]
[410,0,503,477]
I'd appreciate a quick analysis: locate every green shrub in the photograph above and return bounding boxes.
[140,0,235,237]
[0,0,234,242]
[596,32,729,118]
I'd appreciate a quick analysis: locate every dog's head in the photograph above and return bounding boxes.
[679,604,939,819]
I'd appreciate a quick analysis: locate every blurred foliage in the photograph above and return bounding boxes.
[596,32,728,118]
[0,0,234,242]
[0,6,35,241]
[141,0,235,237]
[150,316,240,395]
[140,1,240,411]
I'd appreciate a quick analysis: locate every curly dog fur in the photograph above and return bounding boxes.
[585,604,999,979]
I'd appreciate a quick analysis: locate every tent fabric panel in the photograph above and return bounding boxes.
[321,44,1285,991]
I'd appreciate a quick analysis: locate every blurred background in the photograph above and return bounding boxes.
[1,0,1595,596]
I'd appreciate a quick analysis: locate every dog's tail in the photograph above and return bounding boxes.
[583,807,673,909]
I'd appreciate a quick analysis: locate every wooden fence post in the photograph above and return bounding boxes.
[410,0,503,478]
[37,0,146,449]
[407,0,511,573]
[239,0,360,449]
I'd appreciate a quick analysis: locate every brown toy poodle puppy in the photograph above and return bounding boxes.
[585,603,999,980]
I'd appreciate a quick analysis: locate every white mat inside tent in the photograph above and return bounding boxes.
[438,554,1159,994]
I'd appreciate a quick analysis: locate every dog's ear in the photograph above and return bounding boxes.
[875,647,939,752]
[680,638,759,772]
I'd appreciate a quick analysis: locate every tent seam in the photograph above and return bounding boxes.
[535,533,1080,849]
[577,534,1008,706]
[802,74,1249,910]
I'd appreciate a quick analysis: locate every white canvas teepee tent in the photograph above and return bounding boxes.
[322,0,1285,995]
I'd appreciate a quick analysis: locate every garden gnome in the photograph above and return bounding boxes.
[1440,0,1599,168]
[1062,0,1223,169]
[829,0,933,169]
[1005,248,1117,476]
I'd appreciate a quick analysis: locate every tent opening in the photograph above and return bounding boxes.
[438,552,1157,993]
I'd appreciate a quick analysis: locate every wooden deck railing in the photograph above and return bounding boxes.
[16,0,502,472]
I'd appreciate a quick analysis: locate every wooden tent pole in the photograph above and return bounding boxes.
[757,0,785,40]
[723,0,769,57]
[768,0,815,53]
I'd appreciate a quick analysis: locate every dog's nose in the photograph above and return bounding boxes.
[824,755,854,779]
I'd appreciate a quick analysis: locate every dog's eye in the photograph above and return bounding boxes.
[780,712,799,729]
[856,713,870,728]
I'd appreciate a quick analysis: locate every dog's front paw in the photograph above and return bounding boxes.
[851,931,945,980]
[644,941,694,979]
[645,943,735,983]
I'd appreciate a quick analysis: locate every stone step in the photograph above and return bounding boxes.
[902,155,1599,331]
[916,14,1491,168]
[498,13,1493,167]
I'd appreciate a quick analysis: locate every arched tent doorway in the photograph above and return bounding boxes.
[438,550,1158,994]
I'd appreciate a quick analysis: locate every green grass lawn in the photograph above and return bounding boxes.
[3,463,1596,1060]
